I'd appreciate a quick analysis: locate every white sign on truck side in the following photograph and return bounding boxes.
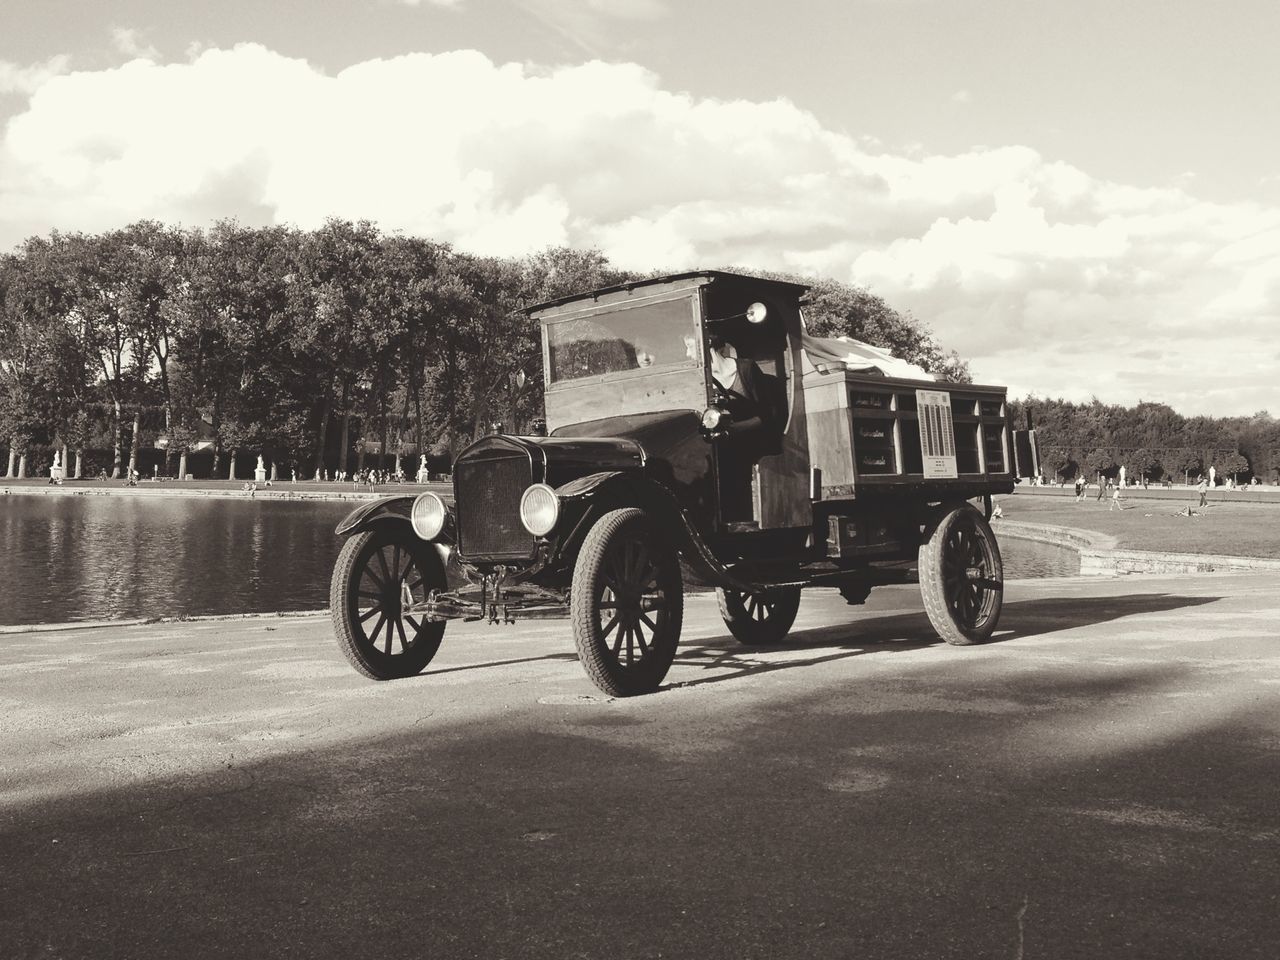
[916,389,958,479]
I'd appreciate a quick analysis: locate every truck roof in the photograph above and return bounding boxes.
[526,269,811,316]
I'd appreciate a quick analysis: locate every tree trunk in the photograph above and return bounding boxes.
[110,399,123,478]
[4,444,14,479]
[337,378,353,478]
[211,388,223,477]
[396,388,411,477]
[178,450,188,480]
[313,381,333,479]
[17,453,27,479]
[338,410,351,477]
[228,449,237,481]
[74,448,84,479]
[380,403,390,474]
[270,462,278,482]
[356,432,367,474]
[413,378,424,465]
[127,408,141,477]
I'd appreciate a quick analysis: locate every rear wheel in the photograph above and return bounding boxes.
[918,505,1003,645]
[716,586,802,645]
[570,508,684,697]
[330,524,447,679]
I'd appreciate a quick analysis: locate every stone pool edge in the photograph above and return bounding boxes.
[995,518,1280,576]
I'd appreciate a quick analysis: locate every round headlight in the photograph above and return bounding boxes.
[701,406,726,430]
[519,483,560,537]
[410,492,448,540]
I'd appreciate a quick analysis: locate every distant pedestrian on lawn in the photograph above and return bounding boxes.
[1110,485,1123,511]
[1197,477,1208,508]
[1074,475,1086,501]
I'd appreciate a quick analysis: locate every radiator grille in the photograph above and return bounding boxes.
[454,454,536,560]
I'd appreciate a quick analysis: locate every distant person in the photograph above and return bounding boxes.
[1109,485,1123,511]
[1096,472,1105,502]
[1074,475,1086,501]
[1197,477,1208,508]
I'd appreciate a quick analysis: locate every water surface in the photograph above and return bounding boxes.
[1,496,1078,626]
[2,497,352,626]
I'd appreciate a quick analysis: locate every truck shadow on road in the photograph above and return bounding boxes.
[669,592,1222,689]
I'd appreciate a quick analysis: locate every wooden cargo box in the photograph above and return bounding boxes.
[802,366,1017,500]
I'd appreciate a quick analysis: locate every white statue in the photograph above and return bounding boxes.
[254,454,267,483]
[1119,465,1126,488]
[1209,465,1216,487]
[417,453,429,484]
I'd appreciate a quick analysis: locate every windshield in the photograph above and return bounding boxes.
[547,297,698,384]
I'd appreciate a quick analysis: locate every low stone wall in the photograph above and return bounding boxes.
[2,485,382,502]
[0,481,450,503]
[1011,484,1280,506]
[994,517,1280,576]
[1079,548,1280,576]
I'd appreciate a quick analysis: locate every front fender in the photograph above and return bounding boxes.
[550,472,755,593]
[334,495,415,537]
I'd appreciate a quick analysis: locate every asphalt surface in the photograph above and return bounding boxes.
[2,573,1278,959]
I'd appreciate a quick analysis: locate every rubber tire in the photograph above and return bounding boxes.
[330,524,447,679]
[716,586,802,645]
[570,508,683,697]
[918,505,1003,645]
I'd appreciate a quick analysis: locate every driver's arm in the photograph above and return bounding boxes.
[718,362,770,436]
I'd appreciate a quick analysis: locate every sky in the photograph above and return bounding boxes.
[2,0,1278,416]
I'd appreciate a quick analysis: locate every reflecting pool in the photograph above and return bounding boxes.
[0,496,1078,626]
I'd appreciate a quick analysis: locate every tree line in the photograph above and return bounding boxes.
[1011,396,1278,485]
[1,219,970,480]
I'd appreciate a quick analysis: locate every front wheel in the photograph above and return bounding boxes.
[716,586,801,645]
[330,524,447,679]
[918,505,1003,645]
[570,508,684,697]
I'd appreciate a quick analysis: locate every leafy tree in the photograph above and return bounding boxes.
[117,221,185,471]
[294,219,385,476]
[1079,448,1114,483]
[1128,448,1163,483]
[758,271,971,382]
[1171,450,1203,483]
[1218,451,1249,484]
[1038,446,1068,482]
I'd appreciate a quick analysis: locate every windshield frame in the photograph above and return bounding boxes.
[542,291,703,390]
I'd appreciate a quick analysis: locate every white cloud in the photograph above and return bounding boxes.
[110,27,160,61]
[950,89,971,104]
[0,55,72,95]
[0,44,1277,414]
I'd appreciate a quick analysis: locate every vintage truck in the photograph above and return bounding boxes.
[329,271,1036,696]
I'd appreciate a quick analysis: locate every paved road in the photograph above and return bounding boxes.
[2,573,1278,959]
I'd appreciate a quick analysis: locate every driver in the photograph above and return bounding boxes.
[707,335,781,521]
[708,335,776,439]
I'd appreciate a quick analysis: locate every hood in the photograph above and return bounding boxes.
[456,410,712,516]
[455,432,644,489]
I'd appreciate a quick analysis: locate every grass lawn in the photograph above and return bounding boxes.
[995,490,1280,559]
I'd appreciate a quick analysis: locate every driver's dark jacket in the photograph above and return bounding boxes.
[713,359,783,519]
[713,359,782,449]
